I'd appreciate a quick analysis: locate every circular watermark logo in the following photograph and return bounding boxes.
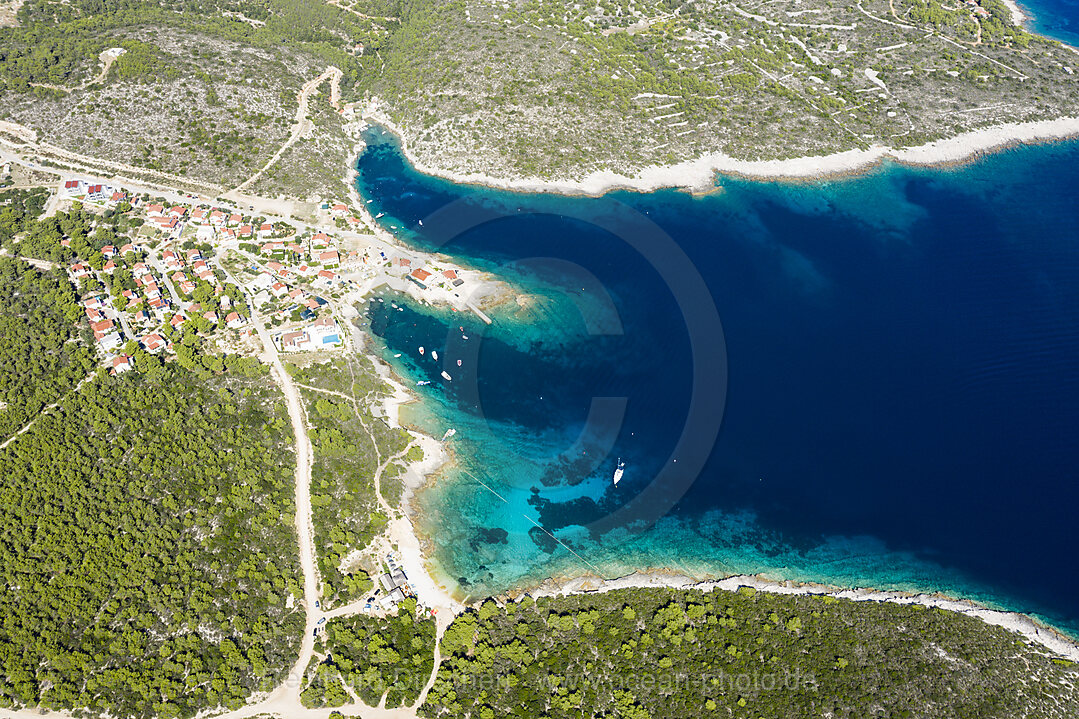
[396,193,728,551]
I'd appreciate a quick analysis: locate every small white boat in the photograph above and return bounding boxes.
[376,212,385,219]
[418,219,424,226]
[431,350,438,361]
[366,199,373,203]
[612,459,625,486]
[418,346,425,355]
[456,359,462,367]
[440,370,452,381]
[417,380,431,386]
[393,353,401,358]
[442,428,456,440]
[462,335,468,340]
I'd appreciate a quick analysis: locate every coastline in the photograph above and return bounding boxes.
[371,360,466,618]
[526,570,1079,663]
[1001,0,1030,26]
[363,106,1079,197]
[347,116,1079,665]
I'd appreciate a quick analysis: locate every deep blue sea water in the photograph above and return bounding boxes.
[354,132,1079,635]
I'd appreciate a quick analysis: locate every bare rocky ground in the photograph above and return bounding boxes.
[0,0,22,28]
[248,87,359,202]
[3,29,344,191]
[367,0,1079,180]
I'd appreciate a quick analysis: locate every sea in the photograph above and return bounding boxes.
[352,83,1079,635]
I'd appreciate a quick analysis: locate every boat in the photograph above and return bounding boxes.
[612,459,625,486]
[418,219,424,226]
[462,335,468,340]
[441,371,452,381]
[393,353,401,358]
[366,199,373,203]
[456,359,462,367]
[418,346,424,355]
[375,212,385,218]
[417,380,431,386]
[442,428,456,440]
[431,350,439,361]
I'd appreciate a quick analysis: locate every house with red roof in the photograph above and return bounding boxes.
[190,208,208,224]
[112,354,134,374]
[167,206,187,218]
[91,319,115,340]
[142,333,166,352]
[225,311,244,329]
[69,263,91,279]
[146,204,165,217]
[102,260,117,273]
[169,313,186,329]
[319,250,339,267]
[239,224,253,237]
[442,269,458,280]
[228,213,242,226]
[411,268,432,282]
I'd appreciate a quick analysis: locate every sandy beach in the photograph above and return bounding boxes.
[371,361,465,617]
[363,106,1079,197]
[350,89,1079,666]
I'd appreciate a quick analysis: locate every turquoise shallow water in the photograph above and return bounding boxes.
[356,130,1079,637]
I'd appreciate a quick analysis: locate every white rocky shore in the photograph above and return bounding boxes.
[362,106,1079,196]
[527,570,1079,663]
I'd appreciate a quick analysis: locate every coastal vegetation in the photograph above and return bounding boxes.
[0,357,304,717]
[368,0,1079,179]
[0,256,95,441]
[289,356,410,607]
[5,0,1079,193]
[419,587,1079,718]
[301,598,436,709]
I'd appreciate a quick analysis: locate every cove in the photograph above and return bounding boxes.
[355,127,1079,636]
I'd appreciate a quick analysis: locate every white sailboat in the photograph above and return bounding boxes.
[431,350,439,361]
[418,346,424,355]
[612,459,625,486]
[440,370,452,381]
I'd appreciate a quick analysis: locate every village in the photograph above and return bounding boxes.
[50,176,493,379]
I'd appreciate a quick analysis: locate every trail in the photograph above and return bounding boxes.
[226,66,342,196]
[0,373,96,452]
[0,119,224,195]
[28,48,124,94]
[251,297,321,711]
